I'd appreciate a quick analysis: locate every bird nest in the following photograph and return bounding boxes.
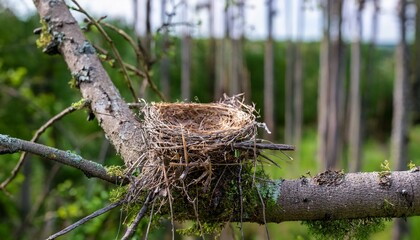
[125,95,264,202]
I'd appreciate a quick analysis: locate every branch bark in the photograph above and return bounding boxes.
[172,170,420,223]
[0,134,126,185]
[33,0,145,168]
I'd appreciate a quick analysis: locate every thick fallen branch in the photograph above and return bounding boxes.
[0,134,126,185]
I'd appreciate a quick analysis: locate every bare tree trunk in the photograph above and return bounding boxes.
[264,0,275,140]
[238,1,250,102]
[208,0,216,100]
[348,1,364,172]
[285,0,294,144]
[214,1,231,100]
[392,0,410,239]
[231,39,240,95]
[160,0,170,99]
[181,1,190,100]
[285,42,295,143]
[363,0,379,143]
[293,0,304,156]
[145,0,152,56]
[318,0,344,169]
[412,0,420,124]
[132,0,138,31]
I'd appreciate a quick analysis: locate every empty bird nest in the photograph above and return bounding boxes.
[125,95,294,203]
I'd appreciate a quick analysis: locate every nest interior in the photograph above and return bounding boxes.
[126,96,261,203]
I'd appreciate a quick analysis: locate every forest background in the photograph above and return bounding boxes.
[1,0,420,239]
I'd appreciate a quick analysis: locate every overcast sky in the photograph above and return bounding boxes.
[3,0,403,43]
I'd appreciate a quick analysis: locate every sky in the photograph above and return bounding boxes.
[2,0,403,44]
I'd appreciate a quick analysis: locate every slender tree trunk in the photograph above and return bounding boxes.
[392,1,410,239]
[181,1,190,100]
[318,0,331,168]
[285,0,294,144]
[318,0,344,169]
[264,0,275,140]
[160,0,170,99]
[293,0,304,156]
[145,0,152,56]
[208,0,216,101]
[348,1,364,172]
[214,1,231,100]
[412,0,420,124]
[362,0,379,142]
[133,0,138,31]
[285,41,295,143]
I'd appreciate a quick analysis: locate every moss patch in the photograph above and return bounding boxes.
[303,217,390,240]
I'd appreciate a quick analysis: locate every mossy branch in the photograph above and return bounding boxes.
[0,134,127,185]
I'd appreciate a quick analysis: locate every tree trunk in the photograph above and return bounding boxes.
[181,35,191,101]
[207,0,216,101]
[318,0,344,170]
[348,1,364,172]
[392,0,410,239]
[264,0,275,140]
[292,0,304,156]
[284,0,294,144]
[285,41,295,143]
[160,0,170,99]
[412,0,420,124]
[181,1,191,101]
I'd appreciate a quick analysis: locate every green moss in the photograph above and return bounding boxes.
[68,76,78,89]
[71,98,89,109]
[109,185,128,203]
[177,222,224,237]
[303,218,390,240]
[105,165,125,177]
[35,19,52,49]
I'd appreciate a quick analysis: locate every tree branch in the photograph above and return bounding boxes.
[33,0,145,168]
[47,199,125,240]
[1,103,80,191]
[172,169,420,223]
[0,134,127,185]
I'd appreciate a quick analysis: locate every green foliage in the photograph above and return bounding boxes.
[303,218,389,240]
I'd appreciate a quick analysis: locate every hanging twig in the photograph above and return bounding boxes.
[47,199,125,240]
[121,192,155,240]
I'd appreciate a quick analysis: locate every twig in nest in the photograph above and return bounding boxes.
[233,141,295,151]
[47,199,125,240]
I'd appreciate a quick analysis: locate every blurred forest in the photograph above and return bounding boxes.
[2,0,420,239]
